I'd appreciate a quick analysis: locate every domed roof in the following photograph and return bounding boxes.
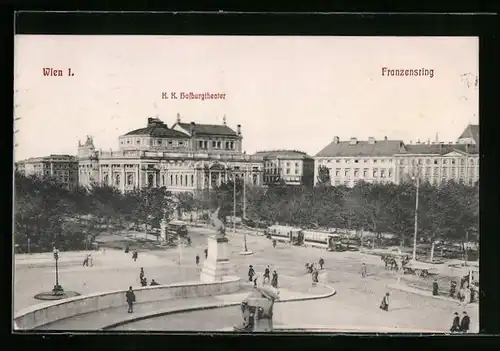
[124,118,188,138]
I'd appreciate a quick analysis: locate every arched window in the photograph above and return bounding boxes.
[103,174,109,184]
[175,175,178,185]
[185,175,188,186]
[191,175,194,186]
[170,174,173,185]
[115,174,120,186]
[127,174,133,186]
[148,174,154,187]
[162,175,165,185]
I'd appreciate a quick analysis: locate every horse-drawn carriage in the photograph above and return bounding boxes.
[402,260,440,278]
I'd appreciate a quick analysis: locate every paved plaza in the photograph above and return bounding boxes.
[14,227,479,332]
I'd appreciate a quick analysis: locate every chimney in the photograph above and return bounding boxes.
[333,136,339,144]
[368,137,376,145]
[384,136,388,141]
[148,117,153,125]
[223,115,227,125]
[237,124,241,135]
[190,122,196,136]
[176,113,181,123]
[349,137,357,145]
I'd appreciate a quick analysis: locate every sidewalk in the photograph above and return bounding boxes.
[388,283,478,305]
[35,286,329,330]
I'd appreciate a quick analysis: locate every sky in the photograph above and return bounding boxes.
[14,36,479,161]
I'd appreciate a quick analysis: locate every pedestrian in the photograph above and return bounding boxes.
[196,254,200,266]
[125,246,129,254]
[463,286,471,306]
[450,312,460,333]
[470,284,477,303]
[360,263,367,278]
[139,267,145,282]
[263,265,270,284]
[319,258,324,270]
[460,311,470,333]
[312,267,319,286]
[432,279,439,296]
[253,275,258,288]
[132,251,138,262]
[272,239,277,248]
[271,270,279,288]
[248,265,255,282]
[187,236,192,247]
[379,292,390,312]
[82,255,89,267]
[125,286,136,313]
[141,277,148,287]
[204,248,208,259]
[150,279,160,286]
[449,281,457,298]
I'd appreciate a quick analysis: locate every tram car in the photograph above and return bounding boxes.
[265,225,304,245]
[302,230,342,250]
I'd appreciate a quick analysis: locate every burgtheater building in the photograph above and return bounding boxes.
[77,114,264,193]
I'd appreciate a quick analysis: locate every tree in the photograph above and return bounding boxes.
[316,165,331,186]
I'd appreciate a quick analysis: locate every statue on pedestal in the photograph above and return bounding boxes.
[200,207,230,282]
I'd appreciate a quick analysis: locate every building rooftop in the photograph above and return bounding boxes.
[17,155,77,163]
[457,124,479,144]
[397,143,479,155]
[254,150,312,159]
[124,118,188,138]
[315,137,404,157]
[174,122,239,137]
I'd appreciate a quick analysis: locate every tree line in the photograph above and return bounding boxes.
[14,171,175,253]
[187,169,479,257]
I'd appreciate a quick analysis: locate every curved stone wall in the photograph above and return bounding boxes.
[14,276,241,330]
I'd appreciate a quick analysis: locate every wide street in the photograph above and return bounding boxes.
[14,225,479,332]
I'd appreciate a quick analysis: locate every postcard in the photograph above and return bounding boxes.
[13,35,479,333]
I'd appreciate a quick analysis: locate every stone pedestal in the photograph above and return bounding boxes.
[200,235,231,282]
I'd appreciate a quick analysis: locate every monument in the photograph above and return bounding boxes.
[200,207,231,282]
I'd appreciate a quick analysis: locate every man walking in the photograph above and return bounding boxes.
[379,292,390,311]
[318,258,324,270]
[360,263,367,278]
[196,254,200,266]
[271,270,279,289]
[460,311,470,333]
[432,279,439,296]
[263,265,270,284]
[204,248,208,259]
[248,265,255,282]
[126,286,136,313]
[450,312,460,333]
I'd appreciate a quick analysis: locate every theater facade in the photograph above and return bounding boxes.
[77,114,264,193]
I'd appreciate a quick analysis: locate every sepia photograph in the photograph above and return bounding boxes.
[13,35,479,333]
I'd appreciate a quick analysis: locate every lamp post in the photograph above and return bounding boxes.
[233,171,236,234]
[411,167,420,261]
[52,247,64,295]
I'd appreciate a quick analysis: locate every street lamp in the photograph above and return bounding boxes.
[52,247,64,295]
[411,167,420,261]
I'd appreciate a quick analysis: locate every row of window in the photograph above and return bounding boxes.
[265,162,301,167]
[321,158,392,164]
[198,140,236,150]
[332,168,393,178]
[399,158,477,165]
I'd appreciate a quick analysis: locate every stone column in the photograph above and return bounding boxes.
[121,165,125,193]
[208,171,212,189]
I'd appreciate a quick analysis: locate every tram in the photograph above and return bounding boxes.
[265,225,304,245]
